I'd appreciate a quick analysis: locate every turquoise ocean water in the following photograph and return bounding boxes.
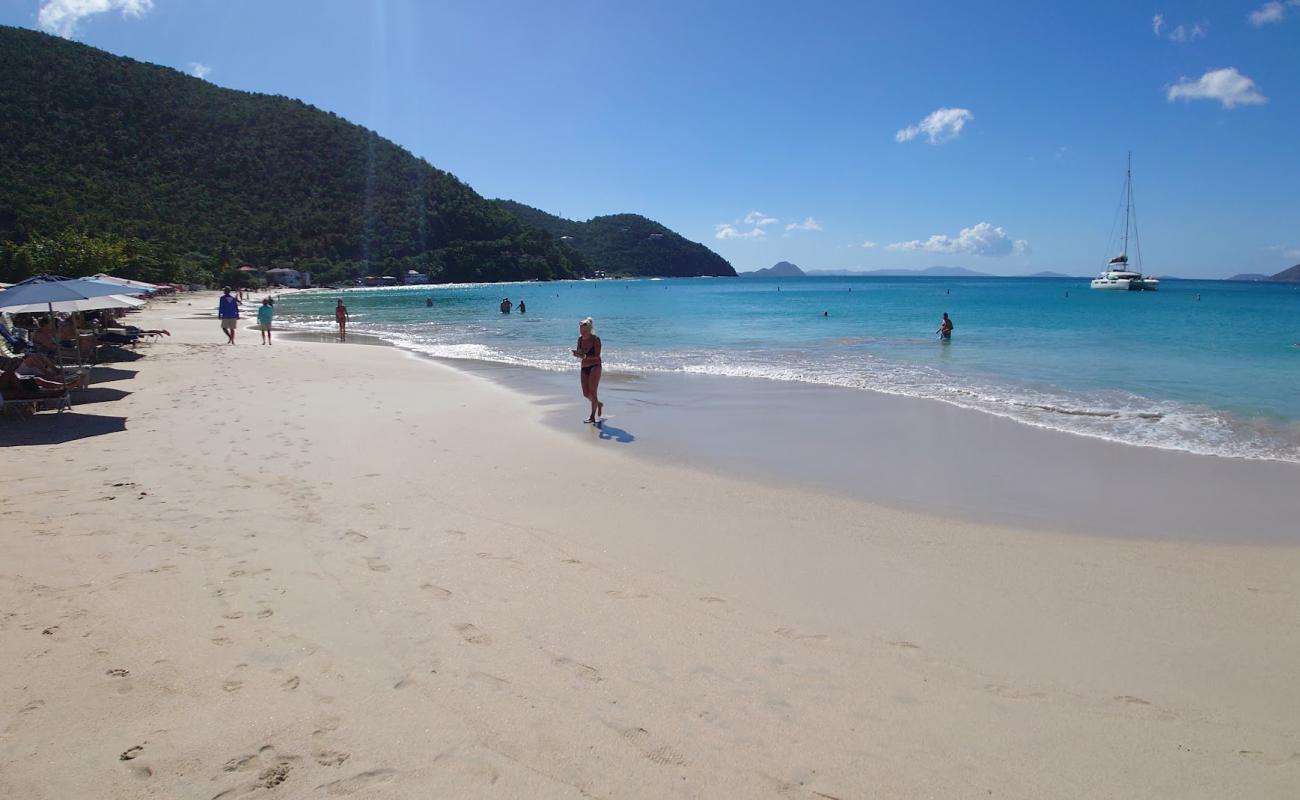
[276,277,1300,463]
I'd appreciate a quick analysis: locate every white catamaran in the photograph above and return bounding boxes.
[1092,154,1159,291]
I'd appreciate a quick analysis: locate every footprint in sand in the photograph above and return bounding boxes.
[281,676,301,691]
[606,590,649,600]
[313,749,350,767]
[106,668,130,678]
[618,726,687,767]
[222,680,243,693]
[551,655,601,684]
[985,683,1047,700]
[420,583,452,599]
[364,558,390,573]
[1115,695,1152,706]
[255,607,274,619]
[213,747,299,798]
[20,699,45,714]
[341,530,368,543]
[775,627,827,641]
[453,623,490,645]
[890,640,921,650]
[120,745,144,761]
[698,596,725,604]
[316,768,397,795]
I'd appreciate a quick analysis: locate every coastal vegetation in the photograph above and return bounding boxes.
[0,26,726,287]
[493,201,735,278]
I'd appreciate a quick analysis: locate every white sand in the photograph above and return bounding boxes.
[2,293,1297,799]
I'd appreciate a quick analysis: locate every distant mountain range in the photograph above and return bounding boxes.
[741,264,1094,278]
[1229,265,1300,282]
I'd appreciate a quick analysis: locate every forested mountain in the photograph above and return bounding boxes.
[0,25,584,285]
[493,200,735,278]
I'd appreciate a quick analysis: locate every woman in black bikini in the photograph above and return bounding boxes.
[572,317,603,423]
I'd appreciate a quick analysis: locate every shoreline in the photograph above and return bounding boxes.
[4,295,1298,799]
[282,325,1300,543]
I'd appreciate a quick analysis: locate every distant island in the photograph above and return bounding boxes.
[805,266,995,277]
[493,201,733,278]
[739,261,805,277]
[1231,265,1300,283]
[0,25,731,287]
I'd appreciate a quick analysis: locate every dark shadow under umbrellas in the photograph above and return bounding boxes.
[94,348,145,363]
[86,367,138,384]
[0,412,127,446]
[593,420,635,444]
[69,387,131,407]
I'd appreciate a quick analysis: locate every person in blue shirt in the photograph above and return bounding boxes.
[257,298,274,345]
[218,288,240,344]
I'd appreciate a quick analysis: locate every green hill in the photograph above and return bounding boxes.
[493,200,735,278]
[0,25,581,285]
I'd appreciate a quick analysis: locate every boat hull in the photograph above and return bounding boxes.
[1090,276,1159,291]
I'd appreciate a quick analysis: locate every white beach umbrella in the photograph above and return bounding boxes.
[88,274,162,293]
[0,278,147,315]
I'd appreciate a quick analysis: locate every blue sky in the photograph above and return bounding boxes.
[3,0,1298,277]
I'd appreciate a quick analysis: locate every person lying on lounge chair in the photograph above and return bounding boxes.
[14,352,85,389]
[1,357,72,394]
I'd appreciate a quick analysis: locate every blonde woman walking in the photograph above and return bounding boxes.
[571,317,603,423]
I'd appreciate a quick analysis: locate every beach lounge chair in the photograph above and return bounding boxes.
[0,358,72,415]
[0,384,72,415]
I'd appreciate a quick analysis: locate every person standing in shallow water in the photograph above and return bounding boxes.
[257,298,274,345]
[572,317,603,423]
[937,312,954,340]
[335,299,349,341]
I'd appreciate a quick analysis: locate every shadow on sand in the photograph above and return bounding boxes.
[87,367,138,384]
[594,420,635,444]
[69,387,132,406]
[0,412,127,446]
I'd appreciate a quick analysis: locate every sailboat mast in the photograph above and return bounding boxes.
[1123,152,1131,260]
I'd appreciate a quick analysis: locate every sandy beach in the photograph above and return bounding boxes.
[2,292,1298,799]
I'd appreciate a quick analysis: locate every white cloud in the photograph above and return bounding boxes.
[715,223,765,241]
[1268,245,1300,261]
[1249,2,1286,26]
[38,0,154,38]
[188,62,212,80]
[743,211,778,227]
[895,107,973,145]
[860,241,878,249]
[1152,13,1164,35]
[1167,22,1206,42]
[1167,67,1267,109]
[784,217,823,232]
[887,222,1029,258]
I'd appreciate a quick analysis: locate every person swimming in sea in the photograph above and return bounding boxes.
[518,299,526,314]
[937,312,953,340]
[426,297,433,307]
[571,316,603,423]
